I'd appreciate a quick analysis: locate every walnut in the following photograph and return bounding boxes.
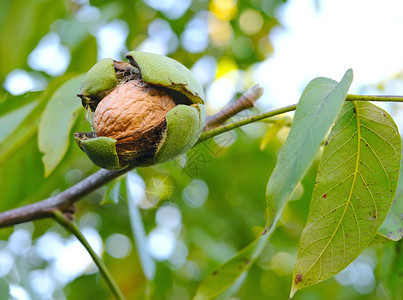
[75,51,206,170]
[94,80,175,143]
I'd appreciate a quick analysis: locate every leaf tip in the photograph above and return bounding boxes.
[42,155,54,178]
[289,285,298,299]
[289,273,303,298]
[345,68,354,79]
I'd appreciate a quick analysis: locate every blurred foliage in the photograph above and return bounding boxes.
[0,0,401,300]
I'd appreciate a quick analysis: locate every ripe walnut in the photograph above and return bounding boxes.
[75,51,206,170]
[94,80,176,142]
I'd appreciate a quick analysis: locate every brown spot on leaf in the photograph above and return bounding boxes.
[295,274,303,284]
[212,271,218,276]
[323,193,327,198]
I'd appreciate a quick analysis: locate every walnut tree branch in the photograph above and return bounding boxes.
[0,86,264,228]
[204,84,264,130]
[0,168,130,228]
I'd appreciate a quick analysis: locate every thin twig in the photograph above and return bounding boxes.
[53,210,126,300]
[346,94,403,102]
[197,104,297,144]
[204,84,264,130]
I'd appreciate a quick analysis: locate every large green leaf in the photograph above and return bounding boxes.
[292,102,401,296]
[0,76,74,166]
[38,75,83,176]
[194,69,353,300]
[266,69,353,225]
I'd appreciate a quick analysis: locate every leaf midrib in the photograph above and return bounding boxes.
[301,101,362,279]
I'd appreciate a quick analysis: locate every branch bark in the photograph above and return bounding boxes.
[0,168,130,228]
[204,84,263,130]
[0,86,264,228]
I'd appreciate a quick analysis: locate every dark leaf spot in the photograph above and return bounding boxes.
[323,193,327,198]
[212,271,218,276]
[295,274,303,284]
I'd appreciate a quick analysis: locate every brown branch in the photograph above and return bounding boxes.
[0,168,130,228]
[0,86,264,228]
[204,84,264,130]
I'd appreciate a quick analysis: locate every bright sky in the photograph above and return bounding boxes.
[256,0,403,108]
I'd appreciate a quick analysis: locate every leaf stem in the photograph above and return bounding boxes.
[52,210,125,300]
[346,94,403,102]
[198,94,403,143]
[197,104,297,144]
[205,84,264,130]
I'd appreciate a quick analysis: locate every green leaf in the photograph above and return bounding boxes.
[0,0,66,81]
[267,69,353,225]
[376,206,403,242]
[38,75,83,177]
[194,69,353,300]
[377,148,403,241]
[292,102,401,296]
[368,233,393,246]
[0,76,74,166]
[379,242,403,298]
[194,235,267,300]
[0,100,37,143]
[215,271,248,300]
[0,278,9,298]
[100,179,122,205]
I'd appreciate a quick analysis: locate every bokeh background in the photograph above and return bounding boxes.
[0,0,402,299]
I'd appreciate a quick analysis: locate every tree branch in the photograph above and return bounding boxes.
[197,104,297,144]
[1,92,400,228]
[0,167,130,228]
[204,84,264,130]
[0,86,264,228]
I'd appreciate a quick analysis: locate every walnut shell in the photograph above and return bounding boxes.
[75,51,206,170]
[93,80,175,142]
[92,79,177,165]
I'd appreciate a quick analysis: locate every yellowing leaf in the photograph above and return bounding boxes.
[291,102,401,296]
[260,117,289,151]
